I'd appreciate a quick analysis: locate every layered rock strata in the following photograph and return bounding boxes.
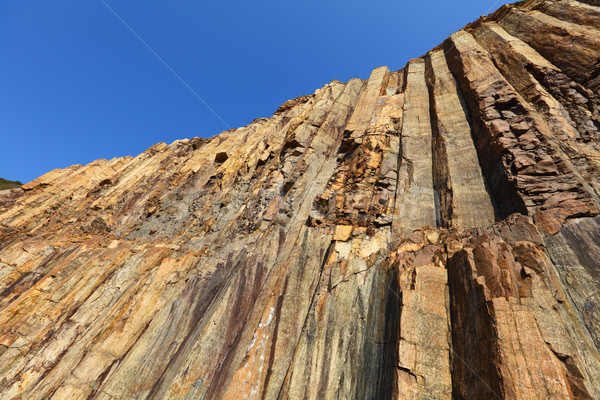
[1,0,600,398]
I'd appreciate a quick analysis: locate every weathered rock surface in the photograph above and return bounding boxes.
[1,0,600,398]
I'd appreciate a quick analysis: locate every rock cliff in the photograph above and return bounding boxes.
[1,0,600,398]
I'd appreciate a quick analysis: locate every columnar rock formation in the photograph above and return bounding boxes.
[1,0,600,398]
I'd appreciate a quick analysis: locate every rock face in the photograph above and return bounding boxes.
[1,1,600,398]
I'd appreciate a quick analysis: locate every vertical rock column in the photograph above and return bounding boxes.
[345,66,390,136]
[425,49,496,230]
[393,60,437,238]
[394,232,452,399]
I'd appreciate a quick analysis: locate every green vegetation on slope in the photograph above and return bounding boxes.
[0,178,22,190]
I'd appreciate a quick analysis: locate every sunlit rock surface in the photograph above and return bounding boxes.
[1,1,600,398]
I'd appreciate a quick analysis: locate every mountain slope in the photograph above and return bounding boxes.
[0,178,22,191]
[1,0,600,398]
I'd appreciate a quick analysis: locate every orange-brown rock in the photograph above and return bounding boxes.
[2,1,600,399]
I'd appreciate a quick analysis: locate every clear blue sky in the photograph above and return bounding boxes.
[0,0,510,183]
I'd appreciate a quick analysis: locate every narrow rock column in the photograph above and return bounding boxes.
[393,60,437,238]
[396,241,452,400]
[426,49,495,230]
[345,66,391,135]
